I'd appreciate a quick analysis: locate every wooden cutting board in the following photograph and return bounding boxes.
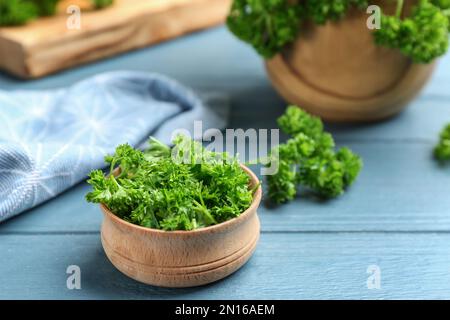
[0,0,231,78]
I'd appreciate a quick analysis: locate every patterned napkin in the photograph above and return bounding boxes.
[0,71,229,222]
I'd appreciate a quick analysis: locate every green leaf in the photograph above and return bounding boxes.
[434,123,450,163]
[374,0,449,63]
[0,0,37,26]
[265,106,362,203]
[226,0,302,58]
[86,136,254,231]
[91,0,113,9]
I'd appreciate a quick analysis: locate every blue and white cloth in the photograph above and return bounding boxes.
[0,71,229,222]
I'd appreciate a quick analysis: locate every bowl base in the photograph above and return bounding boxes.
[101,216,260,288]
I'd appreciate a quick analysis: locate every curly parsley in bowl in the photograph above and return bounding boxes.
[86,135,258,231]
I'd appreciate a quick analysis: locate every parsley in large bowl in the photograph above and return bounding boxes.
[86,135,262,287]
[227,0,449,121]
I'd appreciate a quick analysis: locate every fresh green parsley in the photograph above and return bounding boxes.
[33,0,60,16]
[265,106,363,203]
[0,0,114,26]
[86,135,256,231]
[374,0,449,63]
[226,0,302,58]
[303,0,368,25]
[0,0,37,26]
[434,123,450,162]
[92,0,113,9]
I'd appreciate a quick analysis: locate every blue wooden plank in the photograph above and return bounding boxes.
[2,141,449,233]
[0,27,448,143]
[1,52,449,233]
[0,25,448,240]
[0,25,450,300]
[1,233,450,299]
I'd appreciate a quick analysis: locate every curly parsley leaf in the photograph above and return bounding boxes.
[434,124,450,163]
[0,0,114,26]
[86,135,256,231]
[277,106,324,138]
[303,0,368,24]
[92,0,114,9]
[374,0,449,63]
[432,0,450,31]
[226,0,302,58]
[266,106,362,203]
[33,0,59,16]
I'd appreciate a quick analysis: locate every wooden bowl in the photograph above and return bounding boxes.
[99,165,262,288]
[265,0,436,122]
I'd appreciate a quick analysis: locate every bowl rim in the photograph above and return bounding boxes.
[100,164,262,236]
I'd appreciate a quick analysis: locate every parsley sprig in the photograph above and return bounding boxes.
[0,0,37,26]
[0,0,114,26]
[374,0,449,63]
[265,106,363,203]
[34,0,60,16]
[227,0,302,58]
[86,135,256,231]
[92,0,113,9]
[434,123,450,163]
[304,0,368,24]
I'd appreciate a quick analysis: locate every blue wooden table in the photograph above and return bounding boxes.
[1,26,450,300]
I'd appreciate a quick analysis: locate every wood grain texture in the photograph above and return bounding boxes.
[0,27,449,299]
[0,0,231,78]
[265,0,436,122]
[2,142,450,234]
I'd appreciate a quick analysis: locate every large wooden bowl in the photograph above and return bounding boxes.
[100,165,262,288]
[265,1,436,122]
